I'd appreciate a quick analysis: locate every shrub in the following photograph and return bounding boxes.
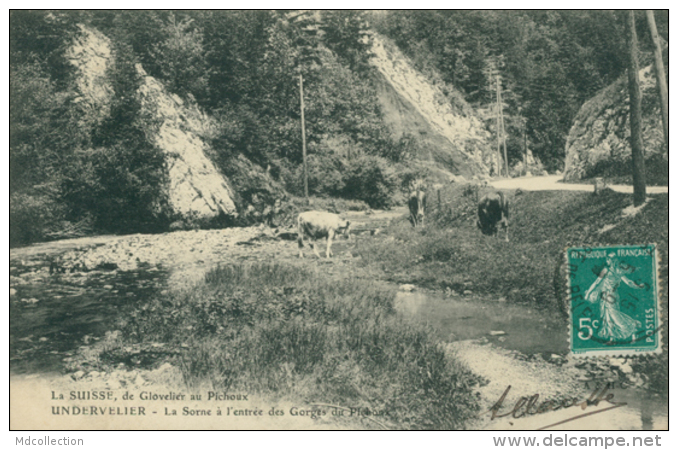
[61,145,170,233]
[287,153,346,198]
[342,155,398,209]
[10,191,64,247]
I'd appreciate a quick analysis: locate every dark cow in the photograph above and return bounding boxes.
[408,182,427,227]
[297,211,351,258]
[477,191,510,242]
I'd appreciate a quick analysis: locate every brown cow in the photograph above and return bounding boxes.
[477,191,510,242]
[297,211,351,258]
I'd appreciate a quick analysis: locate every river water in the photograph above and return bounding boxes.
[393,289,667,430]
[394,290,567,355]
[10,258,168,375]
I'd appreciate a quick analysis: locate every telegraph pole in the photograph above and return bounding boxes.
[523,123,528,176]
[498,80,509,178]
[497,72,501,176]
[626,11,646,206]
[496,74,509,177]
[299,73,309,203]
[646,10,668,150]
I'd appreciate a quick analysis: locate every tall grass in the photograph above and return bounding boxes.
[356,186,666,304]
[116,262,481,429]
[355,185,668,393]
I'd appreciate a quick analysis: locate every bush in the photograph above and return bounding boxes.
[284,153,346,198]
[61,144,170,234]
[342,155,398,209]
[281,150,400,211]
[10,191,64,247]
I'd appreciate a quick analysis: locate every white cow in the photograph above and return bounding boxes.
[408,179,427,227]
[297,211,351,258]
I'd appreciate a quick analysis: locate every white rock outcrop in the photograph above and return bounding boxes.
[136,65,237,218]
[67,25,237,220]
[370,33,492,176]
[563,66,665,181]
[66,25,113,129]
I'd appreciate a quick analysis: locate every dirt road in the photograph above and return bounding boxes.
[491,174,668,194]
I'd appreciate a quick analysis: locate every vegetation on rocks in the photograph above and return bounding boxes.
[563,66,668,185]
[374,10,668,173]
[10,10,668,246]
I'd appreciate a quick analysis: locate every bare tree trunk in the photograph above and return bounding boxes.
[499,81,509,178]
[523,125,528,176]
[626,11,646,206]
[299,73,309,204]
[496,74,502,177]
[646,10,669,150]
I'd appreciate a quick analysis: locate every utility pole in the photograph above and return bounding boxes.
[497,74,509,177]
[299,73,309,203]
[626,11,646,206]
[495,74,503,177]
[523,123,528,176]
[646,10,668,150]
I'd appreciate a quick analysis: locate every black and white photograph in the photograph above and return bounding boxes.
[8,9,669,433]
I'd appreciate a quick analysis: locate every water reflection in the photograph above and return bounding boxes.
[394,290,567,354]
[10,264,168,374]
[394,289,667,430]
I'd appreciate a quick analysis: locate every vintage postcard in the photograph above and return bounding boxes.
[9,10,668,432]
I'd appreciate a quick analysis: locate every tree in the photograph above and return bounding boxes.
[625,11,647,206]
[62,41,170,232]
[320,10,372,72]
[148,13,208,100]
[645,10,668,150]
[374,10,631,172]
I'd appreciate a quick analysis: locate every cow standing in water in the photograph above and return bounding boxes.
[408,181,427,227]
[477,191,510,242]
[297,211,351,258]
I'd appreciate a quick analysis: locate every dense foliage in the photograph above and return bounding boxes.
[373,10,668,171]
[10,10,668,245]
[10,11,170,244]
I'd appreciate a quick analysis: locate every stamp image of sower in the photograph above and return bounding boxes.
[566,245,661,356]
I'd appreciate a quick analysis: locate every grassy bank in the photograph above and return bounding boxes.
[98,262,481,430]
[355,185,668,392]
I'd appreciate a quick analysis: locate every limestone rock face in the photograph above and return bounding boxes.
[563,66,665,181]
[67,25,237,220]
[136,65,237,218]
[370,33,492,178]
[66,25,113,130]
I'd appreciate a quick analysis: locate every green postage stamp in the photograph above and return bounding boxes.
[567,244,661,357]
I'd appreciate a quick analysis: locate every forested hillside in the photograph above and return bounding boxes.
[10,10,668,246]
[373,10,668,172]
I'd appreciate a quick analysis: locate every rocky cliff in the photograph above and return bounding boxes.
[136,66,237,219]
[66,26,113,132]
[370,34,492,179]
[67,25,237,220]
[563,66,666,183]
